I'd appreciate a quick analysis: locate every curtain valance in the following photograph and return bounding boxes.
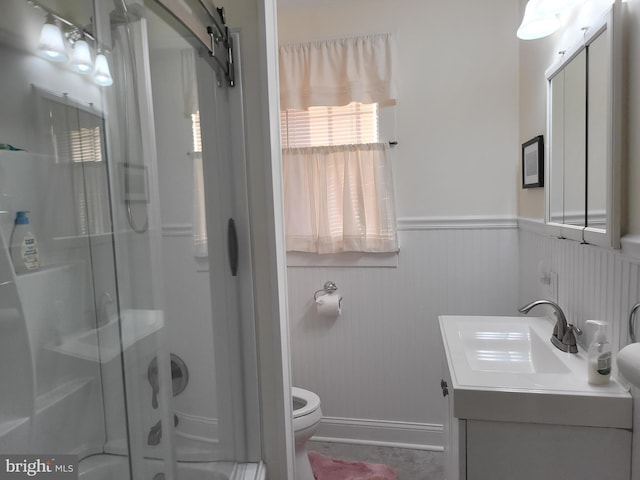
[279,33,397,110]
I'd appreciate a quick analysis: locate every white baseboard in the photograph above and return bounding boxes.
[312,416,443,451]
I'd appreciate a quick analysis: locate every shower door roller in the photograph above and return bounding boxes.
[227,218,238,276]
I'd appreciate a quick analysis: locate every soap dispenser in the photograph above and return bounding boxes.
[9,210,39,274]
[586,320,612,385]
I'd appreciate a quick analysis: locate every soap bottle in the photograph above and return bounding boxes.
[10,211,39,274]
[586,320,612,385]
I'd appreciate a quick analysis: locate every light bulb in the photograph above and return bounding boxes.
[37,16,68,62]
[93,53,113,86]
[70,38,92,74]
[517,0,560,40]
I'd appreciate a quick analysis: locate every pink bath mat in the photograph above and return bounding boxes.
[308,451,397,480]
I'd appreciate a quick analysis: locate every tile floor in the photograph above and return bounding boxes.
[307,440,444,480]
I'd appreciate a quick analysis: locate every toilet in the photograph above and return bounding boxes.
[292,387,322,480]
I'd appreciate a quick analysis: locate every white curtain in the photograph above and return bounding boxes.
[283,143,398,254]
[279,33,397,110]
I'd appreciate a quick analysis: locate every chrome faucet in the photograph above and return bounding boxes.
[518,299,582,353]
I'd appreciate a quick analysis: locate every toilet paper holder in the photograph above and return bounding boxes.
[313,281,338,301]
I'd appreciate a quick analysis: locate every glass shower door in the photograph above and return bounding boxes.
[0,1,258,478]
[0,1,176,478]
[141,0,249,463]
[106,0,259,476]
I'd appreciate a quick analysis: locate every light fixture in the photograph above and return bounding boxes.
[69,35,92,74]
[31,1,114,86]
[537,0,582,15]
[36,14,68,62]
[517,0,560,40]
[93,52,113,86]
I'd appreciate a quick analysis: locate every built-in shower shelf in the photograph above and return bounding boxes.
[14,263,81,278]
[53,233,114,249]
[50,309,164,363]
[0,149,29,157]
[35,377,94,413]
[0,416,29,437]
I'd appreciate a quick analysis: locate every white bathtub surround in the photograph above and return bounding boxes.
[288,216,520,449]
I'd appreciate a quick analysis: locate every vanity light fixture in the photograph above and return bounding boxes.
[537,0,582,15]
[36,14,68,62]
[517,0,560,39]
[93,51,113,87]
[29,0,114,87]
[517,0,585,40]
[69,34,93,74]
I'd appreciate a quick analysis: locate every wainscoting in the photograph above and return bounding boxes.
[518,220,640,477]
[518,220,640,355]
[287,217,521,450]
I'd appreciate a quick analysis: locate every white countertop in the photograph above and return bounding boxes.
[440,315,632,428]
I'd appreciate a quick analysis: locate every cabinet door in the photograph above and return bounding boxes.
[442,363,466,480]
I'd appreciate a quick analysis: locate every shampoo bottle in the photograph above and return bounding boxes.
[586,320,612,385]
[9,211,39,274]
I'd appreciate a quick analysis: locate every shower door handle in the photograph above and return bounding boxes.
[227,218,238,277]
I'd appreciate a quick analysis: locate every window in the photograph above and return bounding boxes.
[279,34,399,255]
[191,110,208,257]
[191,111,202,153]
[280,102,397,255]
[280,102,378,148]
[43,96,110,237]
[70,126,103,163]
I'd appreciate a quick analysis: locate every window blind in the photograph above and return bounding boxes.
[281,102,378,148]
[191,111,202,153]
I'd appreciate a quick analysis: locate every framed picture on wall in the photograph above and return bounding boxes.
[522,135,544,188]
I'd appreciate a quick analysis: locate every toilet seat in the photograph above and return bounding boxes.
[292,387,321,419]
[292,387,322,480]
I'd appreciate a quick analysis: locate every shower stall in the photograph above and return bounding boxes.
[0,0,262,478]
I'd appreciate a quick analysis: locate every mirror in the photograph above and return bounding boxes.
[587,30,609,230]
[545,3,622,247]
[549,49,587,228]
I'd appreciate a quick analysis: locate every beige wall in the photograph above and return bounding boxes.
[518,0,640,235]
[278,0,520,219]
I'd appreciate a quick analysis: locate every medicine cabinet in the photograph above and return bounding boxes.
[545,1,623,248]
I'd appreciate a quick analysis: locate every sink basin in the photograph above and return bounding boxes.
[458,320,570,374]
[440,315,631,428]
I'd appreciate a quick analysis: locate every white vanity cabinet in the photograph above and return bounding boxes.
[440,315,632,480]
[441,362,465,480]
